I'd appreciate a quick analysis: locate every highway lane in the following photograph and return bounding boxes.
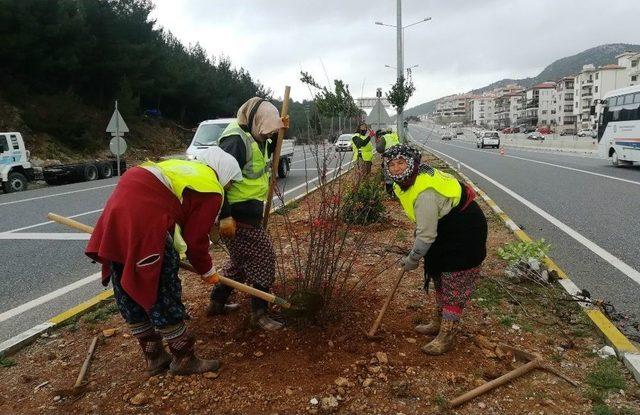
[409,122,640,320]
[0,144,351,343]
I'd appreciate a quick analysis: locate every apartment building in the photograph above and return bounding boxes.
[471,94,496,127]
[555,76,576,133]
[519,82,556,127]
[616,51,640,87]
[574,63,628,129]
[434,94,474,122]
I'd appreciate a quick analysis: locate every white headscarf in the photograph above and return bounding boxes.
[196,146,243,187]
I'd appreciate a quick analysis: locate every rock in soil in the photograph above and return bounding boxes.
[321,396,339,411]
[129,392,148,406]
[334,377,349,387]
[375,351,388,365]
[362,378,374,388]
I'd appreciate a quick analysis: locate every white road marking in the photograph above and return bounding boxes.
[0,272,102,323]
[439,141,640,187]
[0,183,116,207]
[3,208,104,233]
[0,233,90,240]
[416,141,640,287]
[0,159,354,325]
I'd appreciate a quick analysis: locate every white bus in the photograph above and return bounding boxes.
[596,85,640,166]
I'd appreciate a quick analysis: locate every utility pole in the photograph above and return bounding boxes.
[396,0,404,142]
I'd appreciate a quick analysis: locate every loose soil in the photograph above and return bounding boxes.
[1,154,639,415]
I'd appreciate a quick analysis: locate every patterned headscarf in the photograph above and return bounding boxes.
[382,144,433,189]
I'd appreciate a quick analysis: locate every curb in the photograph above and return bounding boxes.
[0,159,354,357]
[409,136,640,384]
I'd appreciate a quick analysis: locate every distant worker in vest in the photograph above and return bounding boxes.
[352,122,374,175]
[208,97,287,331]
[383,144,487,355]
[86,147,243,376]
[376,128,401,195]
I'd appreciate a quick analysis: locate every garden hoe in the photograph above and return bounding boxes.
[46,213,301,310]
[365,269,405,340]
[448,343,578,408]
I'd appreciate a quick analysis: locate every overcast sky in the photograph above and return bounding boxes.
[150,0,640,108]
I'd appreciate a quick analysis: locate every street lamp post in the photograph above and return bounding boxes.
[376,2,430,142]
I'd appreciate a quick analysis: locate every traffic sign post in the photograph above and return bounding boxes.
[106,100,129,176]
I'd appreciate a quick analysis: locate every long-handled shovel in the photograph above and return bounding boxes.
[47,213,295,309]
[262,85,291,229]
[366,269,405,339]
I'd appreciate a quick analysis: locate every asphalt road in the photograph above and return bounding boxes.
[0,144,351,343]
[409,122,640,320]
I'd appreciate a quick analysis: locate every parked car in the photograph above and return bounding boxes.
[527,132,545,141]
[524,125,537,133]
[577,129,596,138]
[441,132,453,140]
[501,127,513,134]
[334,134,354,152]
[536,127,552,135]
[476,131,500,149]
[560,128,576,136]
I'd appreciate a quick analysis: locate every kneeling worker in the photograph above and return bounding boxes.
[383,144,487,355]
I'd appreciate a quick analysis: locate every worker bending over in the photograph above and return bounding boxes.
[383,145,487,355]
[86,147,242,376]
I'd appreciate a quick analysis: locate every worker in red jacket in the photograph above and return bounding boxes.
[86,147,242,376]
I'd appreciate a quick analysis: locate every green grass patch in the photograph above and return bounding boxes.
[0,354,16,368]
[472,279,504,309]
[587,358,626,391]
[499,315,515,327]
[275,200,300,215]
[82,302,119,324]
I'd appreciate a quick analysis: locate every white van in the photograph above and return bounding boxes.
[186,118,295,178]
[186,118,234,159]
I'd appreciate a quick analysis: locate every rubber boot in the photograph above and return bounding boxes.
[137,332,172,377]
[251,309,283,331]
[206,301,240,316]
[414,307,442,335]
[167,331,220,375]
[421,320,458,355]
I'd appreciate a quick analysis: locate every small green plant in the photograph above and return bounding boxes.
[83,302,119,324]
[472,279,504,309]
[499,315,515,327]
[497,239,551,266]
[341,177,386,225]
[275,200,300,215]
[593,403,613,415]
[0,354,16,368]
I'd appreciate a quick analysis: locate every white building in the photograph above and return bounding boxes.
[471,94,496,127]
[616,51,640,87]
[519,82,556,127]
[434,94,473,122]
[555,76,576,133]
[574,63,628,129]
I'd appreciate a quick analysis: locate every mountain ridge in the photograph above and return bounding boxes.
[404,43,640,117]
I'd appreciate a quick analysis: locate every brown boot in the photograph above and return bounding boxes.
[421,320,458,355]
[415,307,442,335]
[167,331,220,376]
[137,332,172,377]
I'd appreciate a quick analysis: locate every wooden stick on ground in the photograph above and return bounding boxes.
[366,270,405,338]
[75,336,98,388]
[47,213,294,309]
[262,85,291,229]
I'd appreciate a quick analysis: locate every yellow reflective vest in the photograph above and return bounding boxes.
[383,133,400,150]
[394,170,462,222]
[219,121,270,204]
[352,133,374,162]
[142,159,224,256]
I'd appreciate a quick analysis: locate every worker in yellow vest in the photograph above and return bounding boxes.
[208,97,287,331]
[382,144,487,355]
[351,122,374,174]
[376,128,401,195]
[86,147,242,376]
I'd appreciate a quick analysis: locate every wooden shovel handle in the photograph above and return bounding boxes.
[47,213,292,309]
[367,270,405,337]
[262,85,291,229]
